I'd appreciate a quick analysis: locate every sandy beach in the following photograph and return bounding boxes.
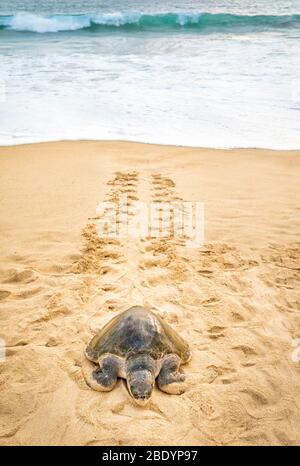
[0,140,300,446]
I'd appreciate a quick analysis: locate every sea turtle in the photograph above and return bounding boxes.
[84,305,191,406]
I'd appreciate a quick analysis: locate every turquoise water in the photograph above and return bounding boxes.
[1,12,300,33]
[0,1,299,147]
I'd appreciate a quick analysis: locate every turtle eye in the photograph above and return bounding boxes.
[131,387,139,398]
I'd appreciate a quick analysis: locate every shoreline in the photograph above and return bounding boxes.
[1,139,300,152]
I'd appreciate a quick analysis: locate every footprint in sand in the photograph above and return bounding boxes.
[15,287,43,300]
[1,268,37,284]
[0,290,11,300]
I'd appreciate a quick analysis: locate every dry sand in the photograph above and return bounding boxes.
[0,141,300,446]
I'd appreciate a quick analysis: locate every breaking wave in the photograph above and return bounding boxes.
[0,11,299,33]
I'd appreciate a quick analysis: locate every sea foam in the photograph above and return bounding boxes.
[7,12,91,32]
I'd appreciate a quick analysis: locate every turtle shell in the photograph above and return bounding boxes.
[86,306,190,363]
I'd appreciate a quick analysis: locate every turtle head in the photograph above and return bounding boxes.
[126,354,155,406]
[127,369,154,406]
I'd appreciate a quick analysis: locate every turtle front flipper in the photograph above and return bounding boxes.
[86,354,121,392]
[157,354,187,395]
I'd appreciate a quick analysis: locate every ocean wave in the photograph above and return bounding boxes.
[0,11,299,33]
